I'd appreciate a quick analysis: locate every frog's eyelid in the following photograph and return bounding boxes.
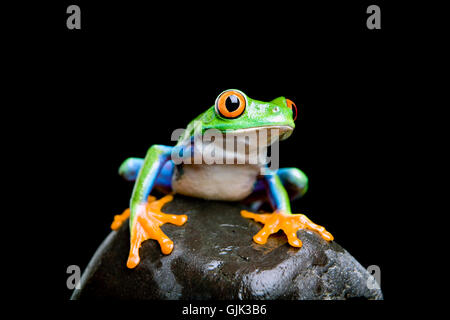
[286,99,298,121]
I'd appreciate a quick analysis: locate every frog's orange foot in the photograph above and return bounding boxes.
[241,210,333,247]
[121,195,187,269]
[111,196,157,230]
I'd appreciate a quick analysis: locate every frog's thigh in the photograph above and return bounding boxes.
[119,157,174,193]
[119,157,144,181]
[277,167,309,200]
[249,167,309,202]
[154,160,175,193]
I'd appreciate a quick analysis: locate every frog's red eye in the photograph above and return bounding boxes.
[215,90,246,119]
[286,99,297,121]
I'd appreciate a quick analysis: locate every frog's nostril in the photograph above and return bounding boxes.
[273,106,280,113]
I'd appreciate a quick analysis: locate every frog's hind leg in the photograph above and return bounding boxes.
[119,157,174,193]
[245,167,308,212]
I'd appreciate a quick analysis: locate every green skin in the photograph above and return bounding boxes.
[126,91,296,232]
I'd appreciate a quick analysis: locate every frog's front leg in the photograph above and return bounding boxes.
[112,145,187,269]
[111,160,176,228]
[241,168,333,247]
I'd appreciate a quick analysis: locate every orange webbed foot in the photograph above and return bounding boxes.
[111,196,157,230]
[241,209,333,247]
[113,195,188,269]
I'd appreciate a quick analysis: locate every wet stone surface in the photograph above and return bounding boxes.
[72,195,383,300]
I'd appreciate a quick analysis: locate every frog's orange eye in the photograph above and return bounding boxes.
[286,98,298,121]
[215,90,246,119]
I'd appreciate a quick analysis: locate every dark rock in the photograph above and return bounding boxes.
[71,195,383,300]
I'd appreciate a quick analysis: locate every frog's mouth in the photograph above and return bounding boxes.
[224,125,294,145]
[187,125,294,165]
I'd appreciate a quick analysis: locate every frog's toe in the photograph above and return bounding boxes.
[241,210,271,223]
[161,212,188,226]
[285,230,303,247]
[252,223,276,244]
[157,235,174,255]
[241,209,283,245]
[296,214,334,241]
[111,208,130,230]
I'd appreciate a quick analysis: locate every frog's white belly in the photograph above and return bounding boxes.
[172,164,260,201]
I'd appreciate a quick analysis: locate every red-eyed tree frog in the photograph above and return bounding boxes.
[111,89,333,269]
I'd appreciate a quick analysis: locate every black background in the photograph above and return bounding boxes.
[17,0,418,305]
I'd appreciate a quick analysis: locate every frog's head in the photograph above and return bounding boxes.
[193,89,297,143]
